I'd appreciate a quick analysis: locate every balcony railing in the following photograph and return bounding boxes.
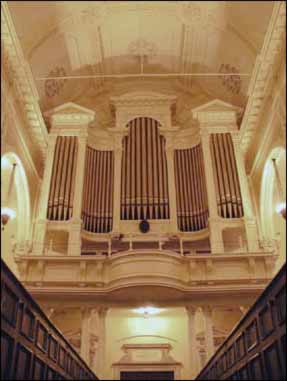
[195,263,286,380]
[1,259,99,380]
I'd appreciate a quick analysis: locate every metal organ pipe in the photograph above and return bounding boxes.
[81,148,114,233]
[175,144,209,232]
[47,136,78,221]
[210,133,244,218]
[121,117,170,220]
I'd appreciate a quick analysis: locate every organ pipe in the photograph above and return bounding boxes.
[210,133,244,218]
[121,117,170,220]
[174,144,209,232]
[47,136,78,221]
[82,148,114,233]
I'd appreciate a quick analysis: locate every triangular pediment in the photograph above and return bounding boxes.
[44,102,95,117]
[192,99,242,115]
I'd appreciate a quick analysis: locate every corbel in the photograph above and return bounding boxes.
[248,257,256,278]
[188,259,197,283]
[18,260,28,282]
[79,261,87,287]
[36,259,45,286]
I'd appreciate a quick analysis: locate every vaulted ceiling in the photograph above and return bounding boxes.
[8,1,275,128]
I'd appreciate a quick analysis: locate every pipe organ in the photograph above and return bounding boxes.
[210,133,244,218]
[47,136,78,221]
[82,148,114,233]
[38,98,259,256]
[121,117,170,220]
[174,144,209,232]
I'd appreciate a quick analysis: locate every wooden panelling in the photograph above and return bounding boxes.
[1,259,98,381]
[196,264,286,380]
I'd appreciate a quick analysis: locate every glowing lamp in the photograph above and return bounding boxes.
[1,207,16,230]
[275,202,286,219]
[133,306,163,318]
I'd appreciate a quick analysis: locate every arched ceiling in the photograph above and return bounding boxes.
[8,1,274,127]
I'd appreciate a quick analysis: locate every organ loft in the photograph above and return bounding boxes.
[1,1,286,380]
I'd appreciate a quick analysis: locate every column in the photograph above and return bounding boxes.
[68,135,87,256]
[95,307,108,379]
[186,306,200,379]
[112,132,124,233]
[232,133,259,251]
[165,135,178,232]
[80,307,92,364]
[202,306,215,361]
[33,134,57,255]
[200,130,224,253]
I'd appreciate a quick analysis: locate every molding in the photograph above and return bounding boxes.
[192,99,242,126]
[45,102,95,126]
[239,1,286,155]
[1,1,48,162]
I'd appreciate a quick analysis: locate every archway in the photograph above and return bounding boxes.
[1,152,31,274]
[260,147,286,271]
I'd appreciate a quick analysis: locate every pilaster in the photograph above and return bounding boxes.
[110,130,126,233]
[186,305,200,379]
[202,306,215,361]
[232,133,259,251]
[165,134,178,232]
[33,135,57,255]
[80,307,92,364]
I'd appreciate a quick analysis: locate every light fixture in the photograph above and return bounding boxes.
[1,162,17,230]
[133,306,163,318]
[1,207,16,230]
[275,202,286,219]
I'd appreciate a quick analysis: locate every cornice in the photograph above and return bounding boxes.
[111,92,177,108]
[1,1,48,165]
[44,102,95,126]
[239,1,286,156]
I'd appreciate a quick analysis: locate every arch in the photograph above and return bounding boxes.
[1,152,31,243]
[260,146,286,269]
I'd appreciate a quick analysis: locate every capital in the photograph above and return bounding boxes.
[186,305,197,316]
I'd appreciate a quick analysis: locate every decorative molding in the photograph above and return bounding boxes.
[1,1,48,163]
[111,92,177,129]
[45,102,95,126]
[239,2,286,156]
[192,99,242,126]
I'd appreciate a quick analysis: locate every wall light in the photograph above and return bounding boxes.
[275,202,286,219]
[1,207,16,230]
[272,159,286,220]
[2,162,17,230]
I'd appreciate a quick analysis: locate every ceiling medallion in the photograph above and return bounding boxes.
[178,1,226,27]
[218,63,241,95]
[128,38,157,62]
[80,4,107,26]
[45,66,67,98]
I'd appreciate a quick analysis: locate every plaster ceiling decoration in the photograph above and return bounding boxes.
[7,1,275,128]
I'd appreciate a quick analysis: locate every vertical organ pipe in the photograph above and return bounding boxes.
[82,148,114,233]
[210,133,244,218]
[174,144,208,232]
[121,117,170,220]
[47,136,78,221]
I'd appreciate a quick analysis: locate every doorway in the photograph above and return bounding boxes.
[120,371,174,380]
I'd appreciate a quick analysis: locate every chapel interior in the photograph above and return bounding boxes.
[1,1,286,380]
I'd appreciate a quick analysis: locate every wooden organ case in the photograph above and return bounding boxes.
[39,98,259,256]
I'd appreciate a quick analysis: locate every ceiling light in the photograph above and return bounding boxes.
[133,306,163,317]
